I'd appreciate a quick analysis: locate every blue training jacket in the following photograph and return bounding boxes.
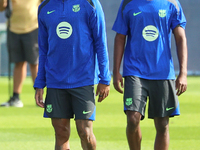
[34,0,111,89]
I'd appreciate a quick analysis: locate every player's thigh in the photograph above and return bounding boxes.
[70,85,96,120]
[51,118,71,132]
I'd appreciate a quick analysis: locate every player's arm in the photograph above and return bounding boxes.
[91,0,111,85]
[34,17,48,88]
[90,1,111,102]
[113,33,126,94]
[112,0,128,94]
[96,83,110,102]
[35,88,44,108]
[173,26,188,96]
[0,0,7,11]
[34,7,48,106]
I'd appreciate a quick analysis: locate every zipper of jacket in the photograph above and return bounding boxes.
[63,0,64,12]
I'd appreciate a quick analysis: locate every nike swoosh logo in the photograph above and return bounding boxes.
[83,111,91,114]
[133,12,142,16]
[47,10,55,15]
[166,107,174,111]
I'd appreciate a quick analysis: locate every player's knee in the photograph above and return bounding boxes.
[156,124,169,135]
[127,117,139,131]
[77,127,93,143]
[155,117,169,134]
[53,123,70,140]
[127,118,140,131]
[56,127,70,140]
[126,112,141,130]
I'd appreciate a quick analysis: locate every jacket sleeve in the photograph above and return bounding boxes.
[34,11,48,89]
[89,0,111,85]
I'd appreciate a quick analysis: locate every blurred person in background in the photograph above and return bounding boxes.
[0,0,43,107]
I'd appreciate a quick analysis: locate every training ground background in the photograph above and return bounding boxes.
[0,1,200,149]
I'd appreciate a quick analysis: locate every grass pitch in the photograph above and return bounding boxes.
[0,76,200,150]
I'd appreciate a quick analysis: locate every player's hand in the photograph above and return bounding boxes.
[96,83,110,102]
[176,74,187,96]
[113,72,124,94]
[35,88,44,108]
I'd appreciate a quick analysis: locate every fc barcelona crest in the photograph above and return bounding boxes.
[158,10,166,18]
[72,4,80,12]
[46,104,53,113]
[125,98,133,106]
